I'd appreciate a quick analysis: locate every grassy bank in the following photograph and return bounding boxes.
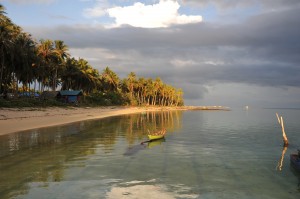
[0,98,73,108]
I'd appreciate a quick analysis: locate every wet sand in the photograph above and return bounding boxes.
[0,106,161,136]
[0,106,229,136]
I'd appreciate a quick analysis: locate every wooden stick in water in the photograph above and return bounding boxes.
[276,113,280,125]
[280,116,288,146]
[276,113,289,146]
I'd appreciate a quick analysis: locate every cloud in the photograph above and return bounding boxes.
[183,0,300,10]
[27,5,300,88]
[23,1,300,106]
[181,0,300,24]
[170,59,197,68]
[83,6,107,18]
[83,0,109,18]
[104,0,202,28]
[81,0,110,18]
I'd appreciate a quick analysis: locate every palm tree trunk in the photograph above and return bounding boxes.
[53,66,58,91]
[33,79,36,94]
[0,47,5,93]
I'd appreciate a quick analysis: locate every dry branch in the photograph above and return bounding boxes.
[276,113,289,146]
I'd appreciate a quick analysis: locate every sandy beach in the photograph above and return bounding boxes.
[0,106,169,136]
[0,105,229,136]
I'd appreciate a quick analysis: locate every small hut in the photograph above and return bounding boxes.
[58,90,83,103]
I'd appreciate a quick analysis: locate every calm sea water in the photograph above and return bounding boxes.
[0,108,300,199]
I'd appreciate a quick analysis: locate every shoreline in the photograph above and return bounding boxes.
[0,106,229,136]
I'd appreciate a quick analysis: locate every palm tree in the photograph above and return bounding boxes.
[13,32,37,94]
[101,67,120,92]
[125,72,136,103]
[0,22,12,93]
[61,57,100,93]
[166,85,175,106]
[53,40,69,61]
[135,77,145,105]
[175,88,184,106]
[61,57,77,90]
[52,40,69,90]
[152,77,163,106]
[0,4,185,105]
[145,78,154,105]
[78,59,100,93]
[36,39,54,91]
[0,6,22,94]
[0,5,12,93]
[159,84,167,106]
[0,4,6,22]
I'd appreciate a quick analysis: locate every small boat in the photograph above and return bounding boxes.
[148,134,165,141]
[147,129,166,141]
[290,150,300,170]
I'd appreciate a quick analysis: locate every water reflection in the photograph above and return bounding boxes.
[276,146,287,171]
[2,109,300,199]
[123,138,166,156]
[0,110,182,199]
[124,110,181,145]
[106,180,199,199]
[290,166,300,192]
[147,138,165,149]
[123,144,146,156]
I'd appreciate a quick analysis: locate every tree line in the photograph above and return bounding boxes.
[0,4,184,106]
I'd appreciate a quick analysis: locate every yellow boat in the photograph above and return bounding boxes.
[148,134,165,141]
[147,129,166,141]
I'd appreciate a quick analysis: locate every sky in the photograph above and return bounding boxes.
[1,0,300,108]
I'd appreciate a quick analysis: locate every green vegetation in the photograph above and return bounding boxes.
[0,4,184,107]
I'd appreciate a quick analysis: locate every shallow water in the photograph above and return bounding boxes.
[0,108,300,199]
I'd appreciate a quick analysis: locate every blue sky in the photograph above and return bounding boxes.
[2,0,300,108]
[4,0,94,26]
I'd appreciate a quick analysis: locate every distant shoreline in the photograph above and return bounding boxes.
[0,106,230,136]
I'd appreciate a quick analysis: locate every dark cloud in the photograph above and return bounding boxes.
[24,1,300,105]
[183,0,300,10]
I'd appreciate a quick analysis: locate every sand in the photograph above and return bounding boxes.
[0,106,168,136]
[0,105,229,136]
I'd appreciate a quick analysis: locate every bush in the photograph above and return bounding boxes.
[0,98,67,108]
[0,99,13,107]
[85,91,129,106]
[0,92,130,108]
[85,92,107,105]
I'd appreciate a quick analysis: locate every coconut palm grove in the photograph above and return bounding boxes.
[0,4,184,107]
